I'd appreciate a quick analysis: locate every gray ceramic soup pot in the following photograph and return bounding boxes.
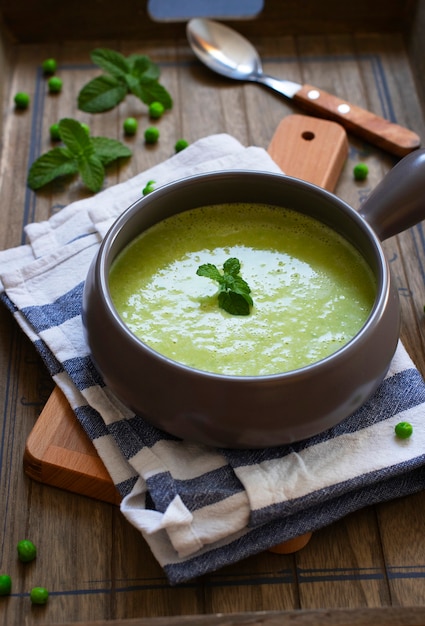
[82,149,425,448]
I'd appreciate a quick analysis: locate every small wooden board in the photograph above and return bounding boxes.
[24,115,348,511]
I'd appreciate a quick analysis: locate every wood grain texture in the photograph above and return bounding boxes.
[268,114,348,189]
[52,606,425,626]
[0,0,418,43]
[1,11,425,623]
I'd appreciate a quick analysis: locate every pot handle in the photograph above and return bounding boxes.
[358,149,425,241]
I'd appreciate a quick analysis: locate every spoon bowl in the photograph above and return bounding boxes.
[187,17,300,95]
[187,17,264,81]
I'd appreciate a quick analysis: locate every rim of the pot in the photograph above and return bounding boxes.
[93,170,390,382]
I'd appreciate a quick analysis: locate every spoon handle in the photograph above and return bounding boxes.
[292,83,420,157]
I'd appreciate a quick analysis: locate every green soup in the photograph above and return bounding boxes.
[109,203,376,376]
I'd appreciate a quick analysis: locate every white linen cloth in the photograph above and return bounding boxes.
[1,134,425,585]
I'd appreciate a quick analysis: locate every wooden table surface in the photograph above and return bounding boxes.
[1,18,425,626]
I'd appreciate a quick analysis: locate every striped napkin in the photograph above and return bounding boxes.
[1,134,425,585]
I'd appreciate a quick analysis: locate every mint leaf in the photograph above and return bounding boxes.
[218,291,252,316]
[27,147,78,190]
[197,263,224,284]
[128,54,160,80]
[196,257,253,316]
[91,48,130,78]
[78,154,105,193]
[124,73,144,94]
[228,276,253,303]
[78,75,128,113]
[78,48,172,113]
[130,79,173,109]
[223,257,241,276]
[58,118,93,157]
[91,137,132,165]
[27,118,132,193]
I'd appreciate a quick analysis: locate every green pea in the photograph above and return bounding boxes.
[142,180,155,195]
[175,139,189,153]
[30,587,49,605]
[394,421,413,439]
[49,123,61,141]
[42,58,57,75]
[353,162,369,180]
[14,92,30,109]
[123,117,138,135]
[48,76,63,93]
[17,539,37,562]
[148,101,165,119]
[81,122,90,136]
[0,575,12,596]
[144,126,160,144]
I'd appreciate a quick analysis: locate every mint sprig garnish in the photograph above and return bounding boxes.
[197,257,253,316]
[27,118,132,193]
[77,48,173,113]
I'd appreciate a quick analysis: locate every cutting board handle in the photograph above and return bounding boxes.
[268,114,348,191]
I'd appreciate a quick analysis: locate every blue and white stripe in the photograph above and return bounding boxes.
[1,135,425,585]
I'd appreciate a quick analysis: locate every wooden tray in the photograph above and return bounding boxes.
[23,114,348,512]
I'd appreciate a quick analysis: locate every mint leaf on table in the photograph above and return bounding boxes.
[77,154,105,193]
[127,54,160,80]
[78,48,173,113]
[27,118,132,193]
[90,48,130,78]
[57,114,94,156]
[196,257,253,316]
[26,148,79,190]
[90,137,134,166]
[130,80,173,110]
[77,75,129,113]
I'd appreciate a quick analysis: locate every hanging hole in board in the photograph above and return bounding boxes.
[302,131,315,141]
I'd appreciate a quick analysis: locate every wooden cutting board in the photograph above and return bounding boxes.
[24,114,348,521]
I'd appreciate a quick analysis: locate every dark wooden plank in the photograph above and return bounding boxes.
[377,492,425,606]
[296,508,391,608]
[52,606,425,626]
[0,0,418,43]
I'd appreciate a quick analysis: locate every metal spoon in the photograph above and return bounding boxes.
[186,18,420,157]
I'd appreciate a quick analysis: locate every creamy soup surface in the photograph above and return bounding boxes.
[109,203,376,376]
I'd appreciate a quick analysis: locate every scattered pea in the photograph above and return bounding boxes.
[81,122,90,136]
[353,162,369,180]
[395,421,413,439]
[148,101,165,119]
[142,180,156,195]
[144,126,160,144]
[30,586,49,605]
[123,117,138,136]
[17,539,37,563]
[0,574,12,596]
[42,58,57,75]
[49,123,61,141]
[175,139,189,153]
[14,92,30,109]
[48,76,63,93]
